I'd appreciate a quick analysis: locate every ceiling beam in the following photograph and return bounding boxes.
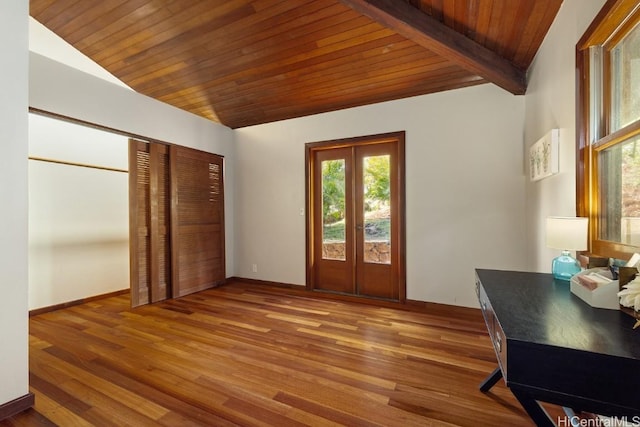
[339,0,527,95]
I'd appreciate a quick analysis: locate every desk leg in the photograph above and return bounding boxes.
[510,387,556,427]
[479,366,503,392]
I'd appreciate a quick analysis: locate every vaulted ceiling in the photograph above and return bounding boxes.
[30,0,563,129]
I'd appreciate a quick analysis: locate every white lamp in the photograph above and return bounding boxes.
[546,217,588,281]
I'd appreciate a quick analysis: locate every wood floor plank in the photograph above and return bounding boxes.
[28,391,93,427]
[2,281,545,426]
[35,349,170,421]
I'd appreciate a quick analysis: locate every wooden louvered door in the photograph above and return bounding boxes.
[129,140,171,307]
[170,145,225,298]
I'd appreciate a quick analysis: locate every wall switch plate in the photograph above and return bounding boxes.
[252,264,258,273]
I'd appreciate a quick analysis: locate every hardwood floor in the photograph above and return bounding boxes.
[2,282,539,426]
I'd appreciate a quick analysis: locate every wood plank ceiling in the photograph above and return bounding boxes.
[30,0,563,129]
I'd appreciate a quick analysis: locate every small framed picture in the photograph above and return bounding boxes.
[530,129,559,181]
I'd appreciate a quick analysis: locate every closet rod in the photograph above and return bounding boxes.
[29,156,128,173]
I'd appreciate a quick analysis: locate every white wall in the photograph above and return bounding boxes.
[29,17,131,90]
[29,114,129,310]
[28,52,236,279]
[0,0,29,408]
[524,0,607,273]
[235,84,527,307]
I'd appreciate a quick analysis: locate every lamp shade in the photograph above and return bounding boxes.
[546,217,588,250]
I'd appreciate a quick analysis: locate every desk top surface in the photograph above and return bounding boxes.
[476,269,640,360]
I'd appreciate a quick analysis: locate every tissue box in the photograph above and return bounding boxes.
[570,268,620,310]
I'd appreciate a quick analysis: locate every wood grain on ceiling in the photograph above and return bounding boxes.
[30,0,562,129]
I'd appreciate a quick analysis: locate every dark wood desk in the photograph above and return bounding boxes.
[475,269,640,426]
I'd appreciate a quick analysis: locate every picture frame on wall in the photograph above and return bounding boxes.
[529,128,559,181]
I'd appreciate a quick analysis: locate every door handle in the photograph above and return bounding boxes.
[356,224,364,231]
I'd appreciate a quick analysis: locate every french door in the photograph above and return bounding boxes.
[306,132,405,301]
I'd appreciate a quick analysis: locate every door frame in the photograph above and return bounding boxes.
[305,131,406,302]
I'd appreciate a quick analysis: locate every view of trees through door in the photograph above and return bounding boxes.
[322,150,392,263]
[306,132,405,301]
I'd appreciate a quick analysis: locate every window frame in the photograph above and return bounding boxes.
[577,0,640,260]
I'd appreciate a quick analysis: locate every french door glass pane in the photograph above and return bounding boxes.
[322,159,346,260]
[363,155,391,264]
[599,134,640,245]
[610,21,640,132]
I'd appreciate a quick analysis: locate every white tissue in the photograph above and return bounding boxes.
[618,277,640,311]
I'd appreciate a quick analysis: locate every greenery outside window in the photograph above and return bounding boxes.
[577,0,640,259]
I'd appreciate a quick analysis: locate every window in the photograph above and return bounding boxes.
[577,0,640,259]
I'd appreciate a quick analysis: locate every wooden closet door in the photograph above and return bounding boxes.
[129,140,171,307]
[170,146,225,298]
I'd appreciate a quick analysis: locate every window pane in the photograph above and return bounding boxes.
[589,46,604,142]
[599,134,640,245]
[322,159,346,260]
[363,155,390,264]
[610,21,640,132]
